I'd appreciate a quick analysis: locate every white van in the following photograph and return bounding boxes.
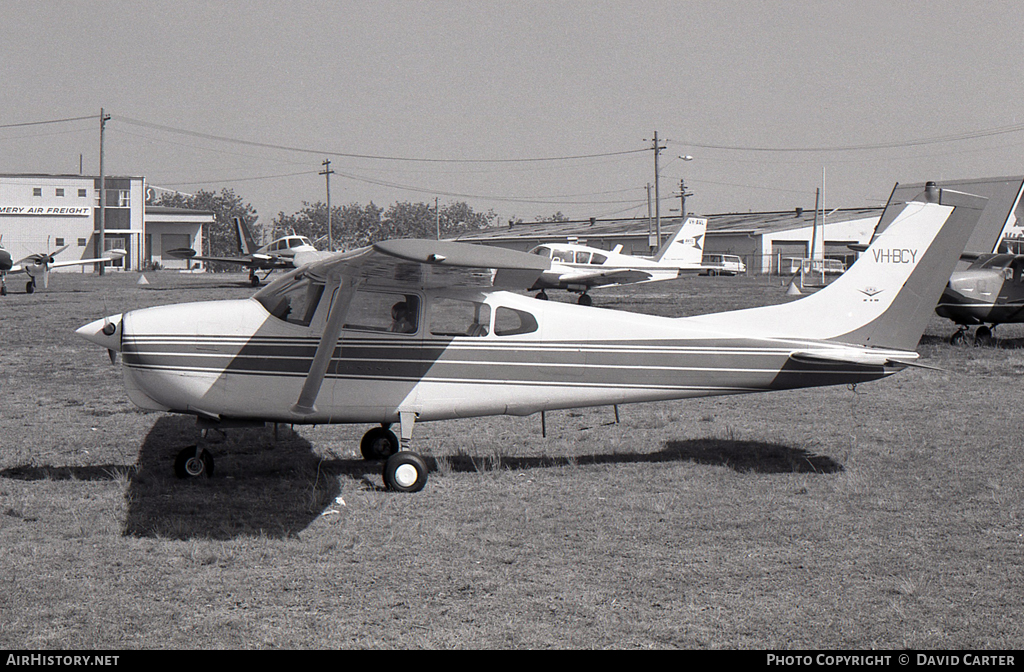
[701,253,746,276]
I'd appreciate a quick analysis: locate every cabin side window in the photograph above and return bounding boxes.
[493,307,538,336]
[254,273,325,327]
[344,291,420,334]
[429,298,490,337]
[589,253,607,265]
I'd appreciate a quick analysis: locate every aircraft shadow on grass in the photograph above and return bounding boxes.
[435,438,843,476]
[1,416,841,541]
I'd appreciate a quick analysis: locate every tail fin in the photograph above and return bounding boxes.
[691,186,987,351]
[653,217,707,265]
[233,217,258,256]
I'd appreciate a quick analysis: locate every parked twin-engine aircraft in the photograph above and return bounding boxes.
[0,239,126,295]
[77,183,985,492]
[934,252,1024,345]
[166,216,320,286]
[526,217,707,304]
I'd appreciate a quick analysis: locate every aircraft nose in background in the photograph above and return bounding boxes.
[76,314,124,352]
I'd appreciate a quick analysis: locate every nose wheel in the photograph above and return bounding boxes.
[383,452,429,493]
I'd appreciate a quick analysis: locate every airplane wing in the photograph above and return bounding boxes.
[301,238,552,289]
[50,249,127,269]
[164,248,293,269]
[555,268,658,288]
[8,248,126,273]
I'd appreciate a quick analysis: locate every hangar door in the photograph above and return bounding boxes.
[771,241,807,275]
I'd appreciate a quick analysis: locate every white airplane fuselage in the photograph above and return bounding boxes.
[85,287,909,427]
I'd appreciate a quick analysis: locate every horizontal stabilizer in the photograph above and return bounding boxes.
[789,350,939,370]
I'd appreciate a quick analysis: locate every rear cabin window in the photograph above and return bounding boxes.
[344,291,420,334]
[493,307,538,336]
[255,273,325,327]
[429,298,490,337]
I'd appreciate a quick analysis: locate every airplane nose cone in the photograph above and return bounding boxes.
[76,314,124,352]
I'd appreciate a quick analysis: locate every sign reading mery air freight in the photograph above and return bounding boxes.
[0,205,91,216]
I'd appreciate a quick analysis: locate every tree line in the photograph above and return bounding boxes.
[148,188,501,258]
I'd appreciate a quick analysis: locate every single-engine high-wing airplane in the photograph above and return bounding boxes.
[0,239,126,295]
[166,216,321,286]
[934,252,1024,345]
[77,184,985,492]
[526,217,707,304]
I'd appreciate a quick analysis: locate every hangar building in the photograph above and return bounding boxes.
[455,208,883,274]
[455,176,1024,274]
[0,173,213,271]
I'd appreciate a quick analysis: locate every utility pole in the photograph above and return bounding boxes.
[646,183,655,251]
[677,178,693,221]
[320,159,335,251]
[97,108,110,275]
[650,131,665,247]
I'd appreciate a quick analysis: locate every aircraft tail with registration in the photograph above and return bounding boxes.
[652,216,707,265]
[689,183,986,353]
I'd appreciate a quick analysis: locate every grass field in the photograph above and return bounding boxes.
[1,270,1022,649]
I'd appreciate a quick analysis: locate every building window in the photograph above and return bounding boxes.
[78,238,87,247]
[56,188,64,197]
[78,189,87,197]
[55,238,65,247]
[33,188,42,196]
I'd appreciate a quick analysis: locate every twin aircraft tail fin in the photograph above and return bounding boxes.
[233,217,258,256]
[653,217,707,265]
[690,186,987,351]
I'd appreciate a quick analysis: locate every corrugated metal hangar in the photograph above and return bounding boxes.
[0,173,213,271]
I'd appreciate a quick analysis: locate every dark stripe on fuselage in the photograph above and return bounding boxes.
[121,333,891,392]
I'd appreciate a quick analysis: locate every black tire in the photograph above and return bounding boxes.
[577,294,593,306]
[974,326,995,347]
[26,281,34,294]
[535,291,549,300]
[383,452,429,493]
[174,446,214,478]
[360,426,400,460]
[950,331,967,346]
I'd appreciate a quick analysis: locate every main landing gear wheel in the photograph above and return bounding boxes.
[383,452,429,493]
[26,280,35,294]
[535,290,549,300]
[974,325,996,347]
[174,446,215,478]
[577,293,592,306]
[360,426,400,460]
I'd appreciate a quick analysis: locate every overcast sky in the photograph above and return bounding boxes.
[4,0,1024,226]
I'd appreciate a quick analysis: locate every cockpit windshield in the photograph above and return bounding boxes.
[254,271,325,326]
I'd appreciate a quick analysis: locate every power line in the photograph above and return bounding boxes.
[673,122,1024,152]
[0,115,95,129]
[113,115,649,164]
